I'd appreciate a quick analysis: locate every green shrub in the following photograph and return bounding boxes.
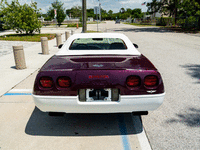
[67,23,82,27]
[0,33,56,42]
[177,16,197,29]
[0,1,42,34]
[156,17,174,26]
[140,20,152,25]
[0,22,3,31]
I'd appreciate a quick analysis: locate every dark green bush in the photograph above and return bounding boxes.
[156,17,174,26]
[177,16,198,29]
[67,23,82,27]
[0,22,3,30]
[140,20,152,25]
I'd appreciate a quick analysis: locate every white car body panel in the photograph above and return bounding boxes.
[32,93,165,113]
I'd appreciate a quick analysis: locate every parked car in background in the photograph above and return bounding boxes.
[115,20,120,24]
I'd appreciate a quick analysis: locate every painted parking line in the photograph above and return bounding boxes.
[4,93,32,96]
[118,114,131,150]
[4,89,32,96]
[131,115,152,150]
[137,129,152,150]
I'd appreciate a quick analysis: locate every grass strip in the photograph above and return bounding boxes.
[86,30,103,33]
[123,22,159,27]
[0,33,56,42]
[123,22,200,33]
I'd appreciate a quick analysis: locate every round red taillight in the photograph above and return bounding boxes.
[39,77,53,88]
[57,76,71,88]
[144,75,158,87]
[126,76,140,87]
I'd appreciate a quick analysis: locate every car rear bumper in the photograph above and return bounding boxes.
[32,93,165,113]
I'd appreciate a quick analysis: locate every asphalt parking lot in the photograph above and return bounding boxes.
[0,70,151,150]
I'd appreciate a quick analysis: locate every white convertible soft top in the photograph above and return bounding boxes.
[56,33,141,56]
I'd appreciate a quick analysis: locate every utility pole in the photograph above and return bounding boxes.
[99,0,101,21]
[82,0,87,33]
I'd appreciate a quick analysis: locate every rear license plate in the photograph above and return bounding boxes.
[78,88,119,102]
[86,88,111,102]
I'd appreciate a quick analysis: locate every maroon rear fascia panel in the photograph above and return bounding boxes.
[33,55,164,96]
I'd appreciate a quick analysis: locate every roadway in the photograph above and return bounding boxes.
[103,21,200,150]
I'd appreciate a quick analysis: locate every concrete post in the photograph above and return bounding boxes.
[40,37,49,54]
[56,33,62,47]
[13,45,26,69]
[65,31,70,41]
[71,30,74,35]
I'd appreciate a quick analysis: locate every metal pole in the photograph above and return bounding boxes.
[82,0,87,33]
[96,13,98,32]
[99,0,101,21]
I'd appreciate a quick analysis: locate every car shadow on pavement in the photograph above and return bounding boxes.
[165,107,200,127]
[113,27,174,33]
[25,107,143,136]
[10,66,17,69]
[180,64,200,83]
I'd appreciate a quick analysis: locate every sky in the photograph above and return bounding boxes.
[8,0,151,14]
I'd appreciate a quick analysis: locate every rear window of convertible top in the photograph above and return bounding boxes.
[69,38,127,50]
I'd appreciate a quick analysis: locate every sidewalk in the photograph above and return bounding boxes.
[0,27,82,96]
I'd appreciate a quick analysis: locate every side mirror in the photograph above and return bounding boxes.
[58,44,63,49]
[133,43,138,48]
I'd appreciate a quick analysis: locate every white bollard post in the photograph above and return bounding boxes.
[71,30,74,35]
[40,37,49,54]
[56,33,62,47]
[13,45,26,69]
[65,31,70,41]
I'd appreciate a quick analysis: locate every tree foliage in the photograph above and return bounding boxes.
[0,0,42,34]
[146,0,162,14]
[120,8,125,14]
[66,6,82,18]
[47,0,65,25]
[107,10,113,20]
[87,8,95,18]
[132,8,143,18]
[147,0,200,27]
[65,6,143,21]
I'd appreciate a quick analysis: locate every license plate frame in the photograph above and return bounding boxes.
[86,88,112,102]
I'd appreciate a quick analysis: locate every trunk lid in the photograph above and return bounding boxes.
[41,55,157,71]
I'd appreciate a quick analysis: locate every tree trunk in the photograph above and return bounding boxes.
[174,7,177,25]
[174,0,178,25]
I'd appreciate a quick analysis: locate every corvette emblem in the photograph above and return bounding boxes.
[93,64,103,67]
[147,90,156,94]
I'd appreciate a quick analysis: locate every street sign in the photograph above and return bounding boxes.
[54,9,57,18]
[94,6,100,14]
